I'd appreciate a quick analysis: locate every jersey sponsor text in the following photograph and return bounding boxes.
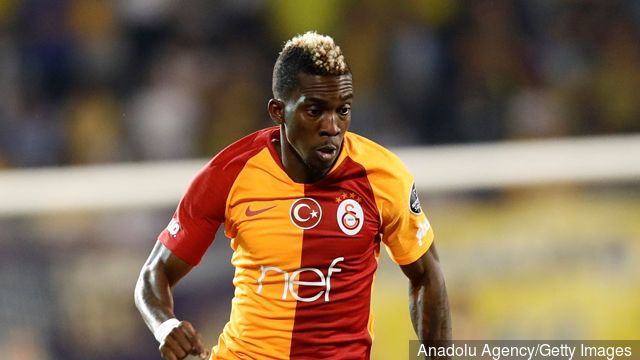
[257,257,344,302]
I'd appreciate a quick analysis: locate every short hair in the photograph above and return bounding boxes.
[272,31,351,100]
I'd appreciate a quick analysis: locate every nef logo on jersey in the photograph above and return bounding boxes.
[336,199,364,236]
[257,257,344,302]
[289,198,322,229]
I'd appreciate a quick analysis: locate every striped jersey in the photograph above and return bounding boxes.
[158,126,434,359]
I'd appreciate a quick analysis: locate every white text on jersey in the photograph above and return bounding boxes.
[257,257,345,302]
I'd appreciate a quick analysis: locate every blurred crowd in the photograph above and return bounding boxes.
[1,2,640,359]
[0,0,638,169]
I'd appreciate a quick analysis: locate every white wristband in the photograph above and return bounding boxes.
[154,318,181,343]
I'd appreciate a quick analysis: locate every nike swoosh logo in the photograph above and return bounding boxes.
[245,205,277,217]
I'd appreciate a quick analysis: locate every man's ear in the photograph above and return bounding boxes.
[268,99,285,125]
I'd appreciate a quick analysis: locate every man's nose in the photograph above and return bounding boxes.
[319,114,341,137]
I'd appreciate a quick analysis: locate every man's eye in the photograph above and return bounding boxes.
[307,108,321,117]
[338,106,351,116]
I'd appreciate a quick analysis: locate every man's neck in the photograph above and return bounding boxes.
[275,133,330,184]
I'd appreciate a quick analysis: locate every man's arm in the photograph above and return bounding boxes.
[134,240,209,360]
[400,242,451,344]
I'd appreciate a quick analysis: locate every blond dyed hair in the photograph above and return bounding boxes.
[272,31,351,99]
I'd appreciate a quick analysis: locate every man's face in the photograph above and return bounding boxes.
[281,73,353,175]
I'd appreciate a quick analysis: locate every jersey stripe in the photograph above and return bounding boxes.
[288,157,381,359]
[216,146,306,358]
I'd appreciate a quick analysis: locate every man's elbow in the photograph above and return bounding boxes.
[134,265,153,311]
[404,249,445,287]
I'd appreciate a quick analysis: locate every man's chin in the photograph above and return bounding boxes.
[306,159,334,177]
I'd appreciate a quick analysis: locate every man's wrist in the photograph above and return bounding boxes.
[154,318,181,343]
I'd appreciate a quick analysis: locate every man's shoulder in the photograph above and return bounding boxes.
[344,132,417,208]
[192,127,276,184]
[208,126,277,168]
[344,132,408,174]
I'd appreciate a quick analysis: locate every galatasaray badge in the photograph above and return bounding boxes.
[337,199,364,236]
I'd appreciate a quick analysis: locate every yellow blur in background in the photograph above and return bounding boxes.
[371,188,640,359]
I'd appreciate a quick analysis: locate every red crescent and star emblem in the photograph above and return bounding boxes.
[289,198,322,229]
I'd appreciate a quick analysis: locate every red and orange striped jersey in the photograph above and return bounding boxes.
[158,126,434,359]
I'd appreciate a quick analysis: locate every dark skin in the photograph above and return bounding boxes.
[402,245,452,354]
[135,72,451,360]
[267,73,353,183]
[135,242,208,360]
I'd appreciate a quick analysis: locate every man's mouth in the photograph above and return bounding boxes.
[315,145,338,162]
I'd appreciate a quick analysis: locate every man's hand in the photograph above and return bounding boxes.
[135,242,208,359]
[158,320,209,360]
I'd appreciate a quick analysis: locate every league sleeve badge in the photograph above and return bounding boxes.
[409,182,422,215]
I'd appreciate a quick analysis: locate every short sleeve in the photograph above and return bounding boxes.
[379,177,434,266]
[158,161,228,266]
[156,127,276,265]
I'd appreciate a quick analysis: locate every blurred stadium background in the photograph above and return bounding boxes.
[0,0,639,359]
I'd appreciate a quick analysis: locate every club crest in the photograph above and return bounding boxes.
[336,199,364,236]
